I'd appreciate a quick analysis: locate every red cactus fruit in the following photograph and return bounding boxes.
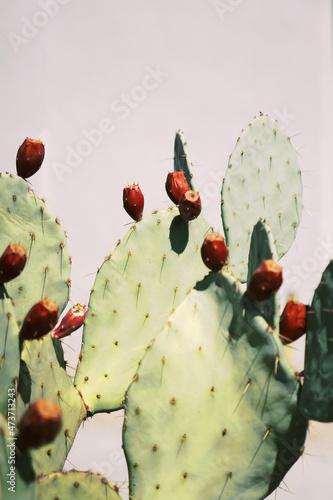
[19,298,59,341]
[53,303,88,340]
[178,190,202,221]
[18,399,62,448]
[201,233,228,272]
[279,299,308,345]
[16,138,45,179]
[123,184,144,221]
[0,244,27,284]
[247,259,283,302]
[165,171,190,205]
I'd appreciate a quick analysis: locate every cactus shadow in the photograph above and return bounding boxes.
[169,215,189,255]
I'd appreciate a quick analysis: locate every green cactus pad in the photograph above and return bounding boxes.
[124,270,307,500]
[247,220,280,329]
[299,260,333,422]
[17,336,86,475]
[221,115,302,281]
[37,470,122,499]
[75,208,211,414]
[0,293,20,414]
[0,413,38,499]
[0,174,71,324]
[174,131,198,191]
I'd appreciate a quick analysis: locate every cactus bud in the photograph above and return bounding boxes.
[0,244,27,284]
[279,299,308,345]
[123,184,144,221]
[18,399,62,448]
[178,190,201,221]
[201,233,228,272]
[19,298,59,341]
[165,171,190,205]
[53,303,88,340]
[247,259,283,301]
[16,138,45,179]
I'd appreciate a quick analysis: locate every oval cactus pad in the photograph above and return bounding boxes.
[221,115,302,281]
[75,208,211,414]
[124,271,307,499]
[0,174,71,323]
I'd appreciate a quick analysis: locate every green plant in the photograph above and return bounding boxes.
[0,114,331,499]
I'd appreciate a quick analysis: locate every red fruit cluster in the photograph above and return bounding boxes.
[165,171,190,205]
[123,184,144,221]
[178,190,201,221]
[53,303,88,340]
[19,298,59,341]
[16,138,45,179]
[18,399,62,448]
[0,244,27,284]
[247,259,283,302]
[201,233,228,272]
[279,299,308,345]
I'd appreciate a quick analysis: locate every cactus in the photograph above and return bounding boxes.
[299,260,333,421]
[123,270,307,499]
[37,470,122,499]
[221,114,302,281]
[0,115,331,500]
[247,220,280,328]
[0,294,20,414]
[74,208,212,414]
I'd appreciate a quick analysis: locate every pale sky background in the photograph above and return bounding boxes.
[1,1,333,498]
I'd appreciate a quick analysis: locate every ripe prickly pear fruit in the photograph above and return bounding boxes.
[201,233,228,272]
[123,184,144,221]
[165,171,190,204]
[19,298,59,341]
[16,138,45,179]
[53,303,88,340]
[247,259,283,301]
[18,399,62,448]
[0,244,27,284]
[279,299,308,345]
[178,190,201,221]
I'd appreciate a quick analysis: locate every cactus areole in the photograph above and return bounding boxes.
[178,190,202,221]
[16,137,45,179]
[123,184,144,221]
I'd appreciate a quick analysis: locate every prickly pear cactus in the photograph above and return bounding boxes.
[299,260,333,422]
[0,174,71,323]
[17,336,86,475]
[37,470,122,499]
[0,294,20,414]
[75,208,211,414]
[221,115,302,282]
[247,220,280,329]
[123,270,308,499]
[174,131,197,191]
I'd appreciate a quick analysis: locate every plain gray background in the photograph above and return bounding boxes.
[1,1,333,498]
